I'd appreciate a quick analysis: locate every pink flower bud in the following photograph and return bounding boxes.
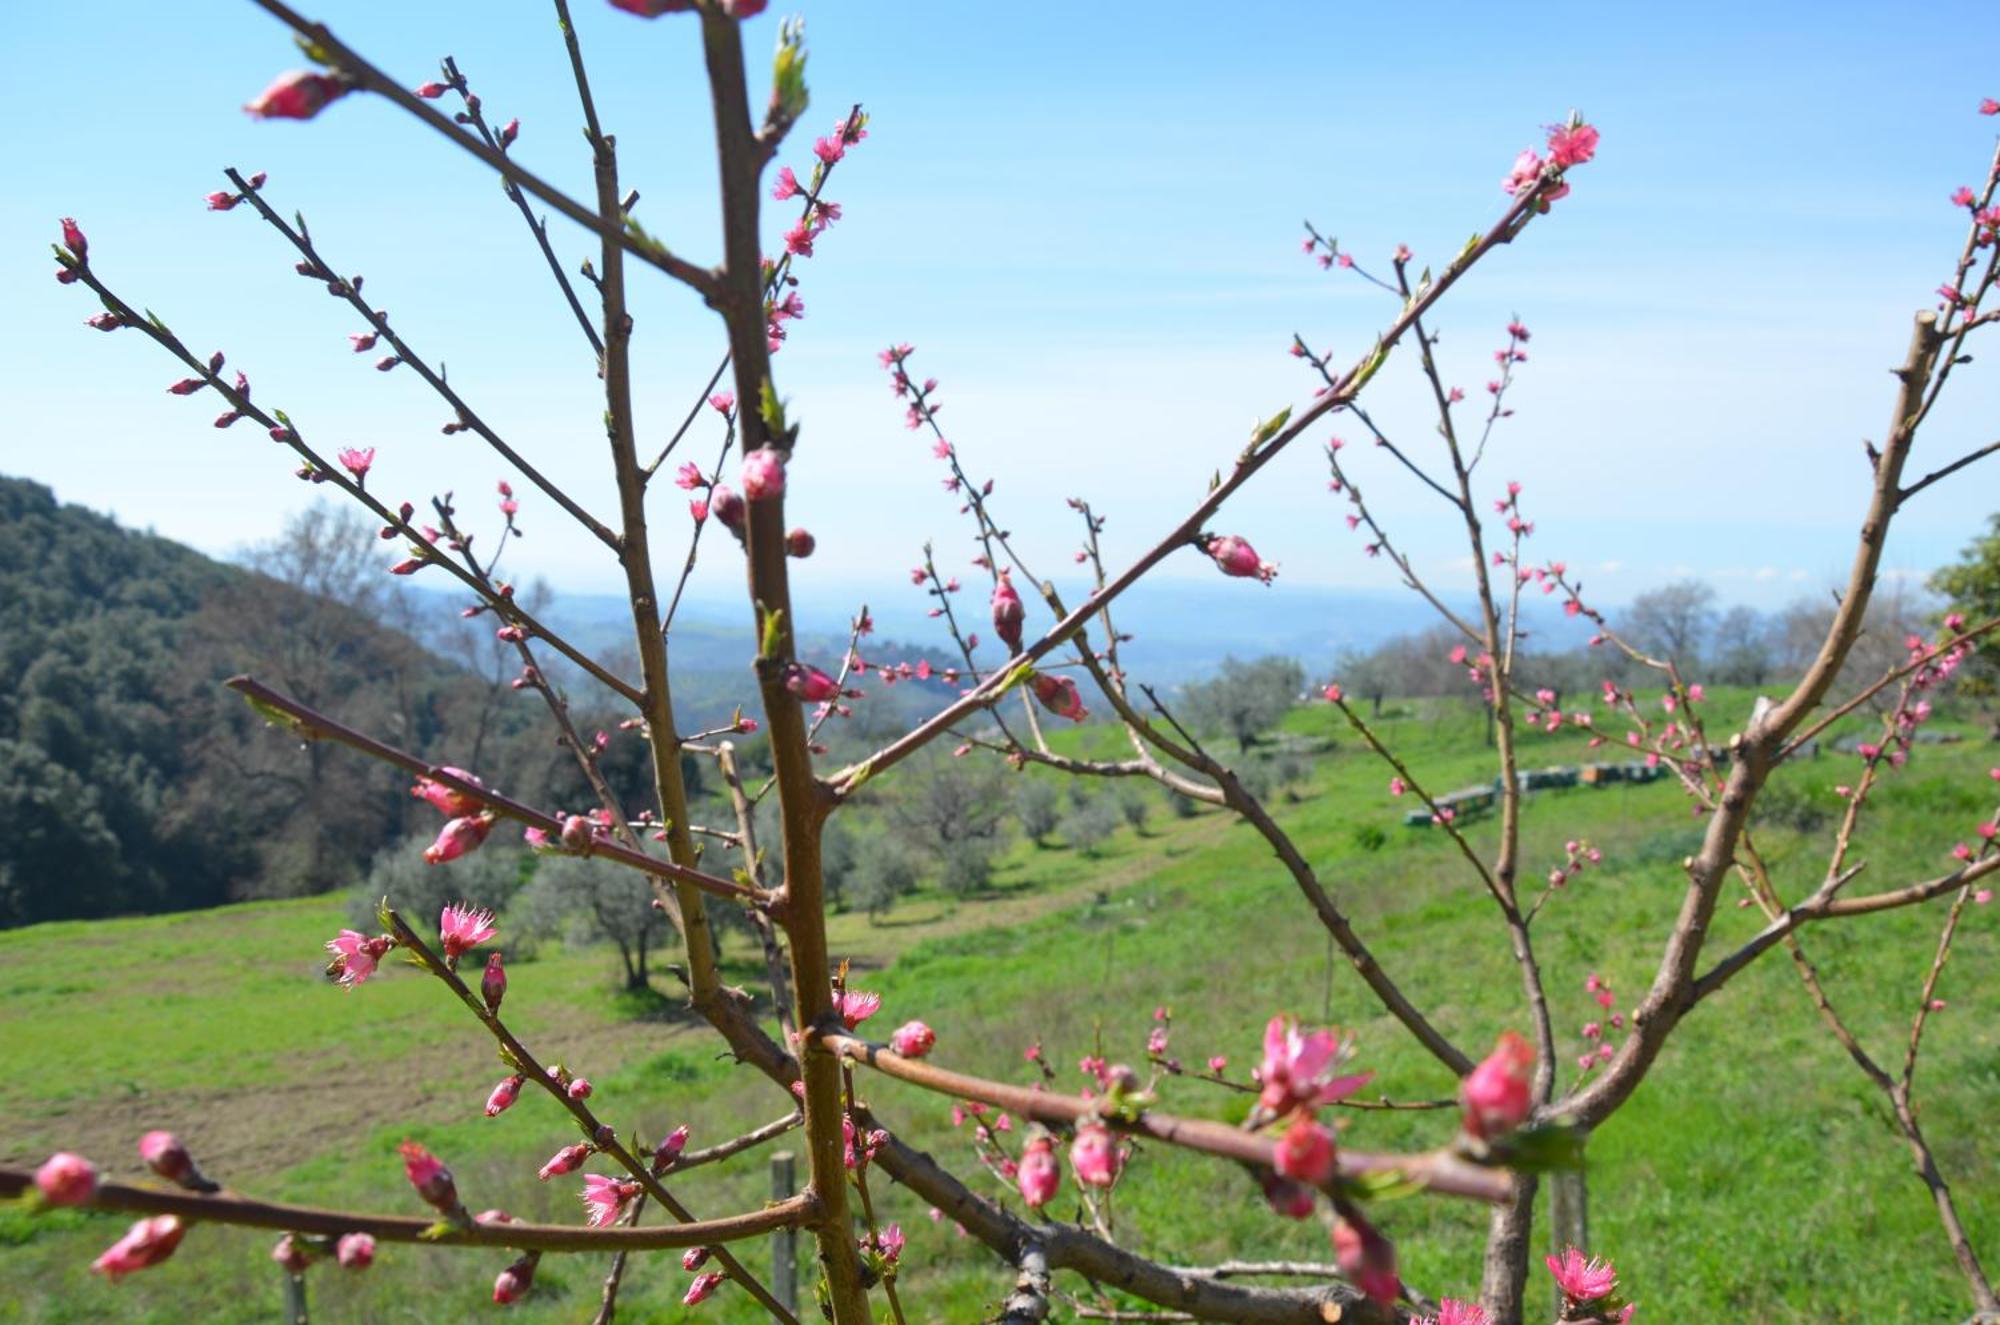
[60,217,88,262]
[272,1234,312,1274]
[1333,1213,1402,1307]
[1259,1169,1317,1219]
[166,377,206,396]
[709,484,746,532]
[35,1152,98,1207]
[485,1074,524,1117]
[1031,671,1088,722]
[684,1271,726,1305]
[425,815,496,866]
[1017,1134,1061,1208]
[992,569,1026,654]
[335,1232,375,1269]
[400,1141,458,1211]
[245,70,348,121]
[1069,1120,1122,1188]
[786,527,816,557]
[741,447,787,501]
[1204,534,1276,584]
[683,1246,712,1271]
[414,81,448,99]
[482,952,507,1012]
[411,768,486,818]
[654,1124,691,1170]
[783,662,841,704]
[493,1253,538,1304]
[138,1131,200,1187]
[538,1143,591,1181]
[205,191,240,212]
[1272,1117,1336,1185]
[567,1077,593,1101]
[91,1215,185,1280]
[497,118,520,149]
[1460,1030,1535,1141]
[890,1020,936,1058]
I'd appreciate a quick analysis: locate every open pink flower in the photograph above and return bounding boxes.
[35,1152,98,1206]
[1546,121,1599,168]
[245,70,348,120]
[440,902,497,960]
[835,987,882,1028]
[324,929,387,988]
[400,1141,458,1211]
[1017,1133,1061,1207]
[581,1174,641,1227]
[1258,1015,1374,1114]
[1424,1300,1489,1325]
[425,814,496,865]
[1272,1117,1336,1185]
[1460,1030,1535,1140]
[1546,1247,1618,1302]
[91,1215,185,1279]
[1069,1120,1123,1188]
[411,768,485,817]
[337,447,374,480]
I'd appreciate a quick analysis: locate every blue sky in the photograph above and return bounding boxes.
[4,1,1997,626]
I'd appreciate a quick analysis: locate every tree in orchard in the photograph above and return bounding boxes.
[18,6,2000,1323]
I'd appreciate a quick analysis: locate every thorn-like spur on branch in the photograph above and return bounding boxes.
[831,177,1560,800]
[816,1031,1511,1204]
[248,0,720,298]
[224,675,768,906]
[0,1167,814,1252]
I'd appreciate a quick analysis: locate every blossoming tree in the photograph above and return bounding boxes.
[15,4,2000,1323]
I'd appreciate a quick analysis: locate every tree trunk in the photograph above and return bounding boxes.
[1480,1173,1538,1325]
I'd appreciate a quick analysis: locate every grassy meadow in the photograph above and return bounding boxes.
[2,688,1996,1323]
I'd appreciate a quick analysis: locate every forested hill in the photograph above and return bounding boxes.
[0,477,966,929]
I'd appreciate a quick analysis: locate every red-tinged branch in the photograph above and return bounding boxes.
[59,258,638,702]
[250,0,720,298]
[816,1031,1509,1204]
[224,675,765,905]
[694,12,872,1322]
[834,182,1556,801]
[0,1168,814,1252]
[221,168,618,550]
[383,907,796,1323]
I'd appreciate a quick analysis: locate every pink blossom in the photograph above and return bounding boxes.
[683,1247,711,1272]
[35,1152,98,1207]
[871,1221,906,1264]
[1205,533,1277,584]
[91,1215,185,1279]
[1389,777,1407,797]
[1332,1212,1401,1307]
[1070,1120,1123,1187]
[336,1232,375,1269]
[1258,1014,1374,1114]
[485,1074,523,1117]
[1322,683,1343,703]
[1460,1030,1535,1140]
[581,1174,640,1227]
[654,1124,691,1170]
[568,1077,593,1101]
[1547,121,1600,168]
[709,484,745,531]
[684,1271,726,1305]
[1984,98,2000,115]
[786,527,816,558]
[992,569,1026,654]
[1260,1170,1317,1219]
[1424,1301,1490,1325]
[61,217,88,263]
[206,190,241,212]
[538,1142,591,1181]
[400,1141,458,1211]
[411,767,486,817]
[1502,148,1545,197]
[890,1020,936,1058]
[1272,1117,1336,1185]
[425,814,496,865]
[784,661,841,704]
[415,81,448,99]
[1018,1134,1061,1207]
[482,952,507,1013]
[335,447,374,480]
[324,929,387,989]
[835,988,882,1028]
[771,166,800,201]
[1031,671,1088,722]
[1208,1054,1228,1074]
[439,902,497,960]
[493,1254,537,1304]
[1953,186,1977,208]
[245,70,348,120]
[1546,1247,1618,1302]
[741,447,787,501]
[272,1233,312,1274]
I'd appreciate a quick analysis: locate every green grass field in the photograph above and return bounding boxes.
[3,689,1995,1323]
